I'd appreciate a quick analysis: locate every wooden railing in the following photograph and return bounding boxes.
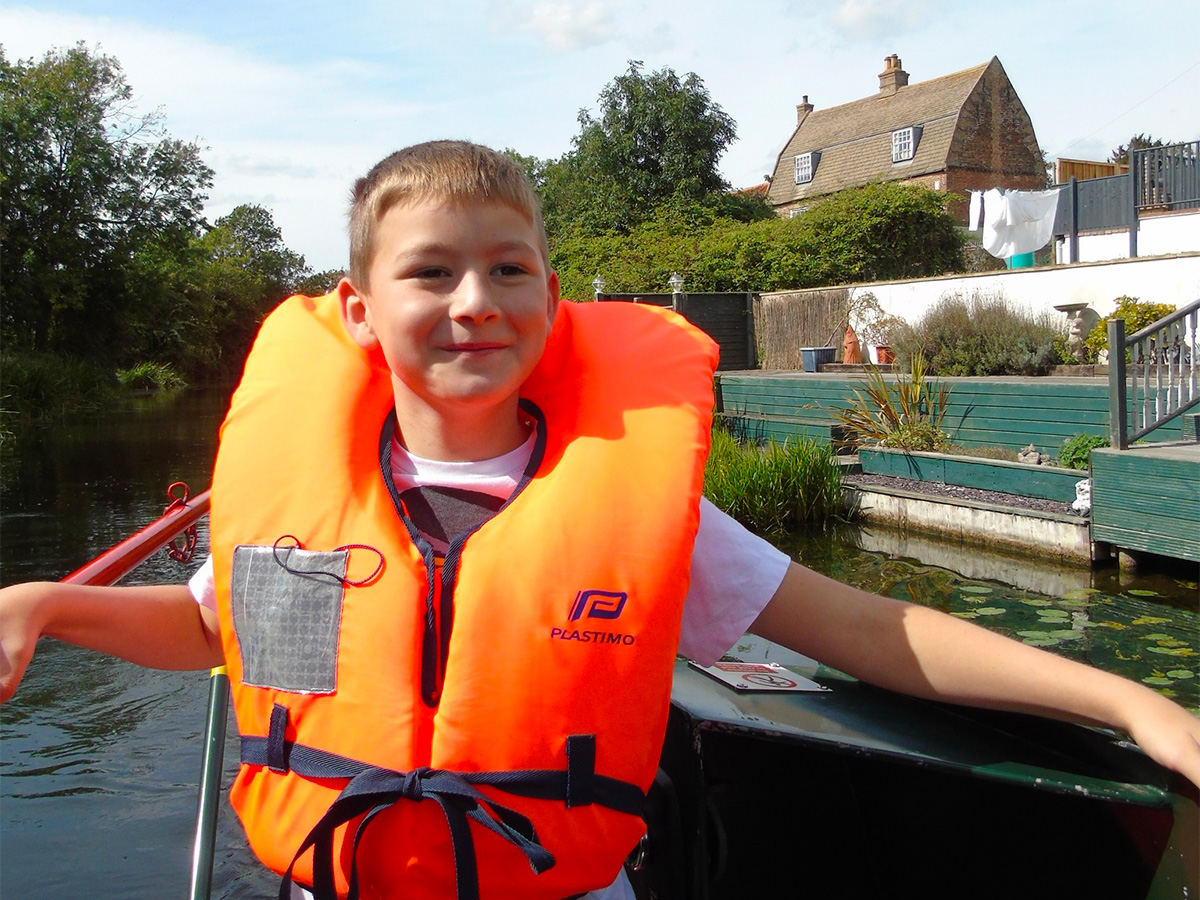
[1108,299,1200,448]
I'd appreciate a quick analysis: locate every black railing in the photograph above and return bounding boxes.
[1054,141,1200,260]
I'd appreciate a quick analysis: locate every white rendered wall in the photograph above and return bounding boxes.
[1055,211,1200,264]
[829,253,1200,358]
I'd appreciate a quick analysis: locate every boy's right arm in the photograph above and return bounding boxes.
[0,582,223,703]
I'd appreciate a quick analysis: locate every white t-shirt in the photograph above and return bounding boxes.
[193,431,790,900]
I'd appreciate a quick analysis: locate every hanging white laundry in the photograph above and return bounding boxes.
[968,190,983,231]
[980,187,1061,259]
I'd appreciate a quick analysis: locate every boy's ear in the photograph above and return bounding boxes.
[546,269,561,324]
[337,278,379,349]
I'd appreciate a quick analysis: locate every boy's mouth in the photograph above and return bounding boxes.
[443,341,506,353]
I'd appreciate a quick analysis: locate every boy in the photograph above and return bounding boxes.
[2,141,1198,900]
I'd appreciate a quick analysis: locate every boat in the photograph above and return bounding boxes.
[56,484,1200,899]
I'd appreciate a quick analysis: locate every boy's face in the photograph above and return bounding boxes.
[339,198,559,429]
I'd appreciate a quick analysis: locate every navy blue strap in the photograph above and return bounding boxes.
[240,732,646,900]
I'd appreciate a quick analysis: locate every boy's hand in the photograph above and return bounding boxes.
[0,581,222,703]
[0,582,50,703]
[1117,687,1200,789]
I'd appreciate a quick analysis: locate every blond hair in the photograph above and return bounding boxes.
[348,140,548,287]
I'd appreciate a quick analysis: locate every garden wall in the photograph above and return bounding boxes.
[716,372,1185,453]
[757,252,1200,367]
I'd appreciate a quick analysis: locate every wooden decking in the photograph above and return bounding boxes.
[1091,442,1200,564]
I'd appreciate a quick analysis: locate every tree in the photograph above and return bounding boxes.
[1110,134,1168,166]
[197,204,312,368]
[0,44,213,359]
[541,62,738,238]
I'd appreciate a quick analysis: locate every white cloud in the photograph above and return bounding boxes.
[512,1,618,52]
[829,0,934,40]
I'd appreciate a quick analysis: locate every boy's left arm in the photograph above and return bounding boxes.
[750,562,1200,788]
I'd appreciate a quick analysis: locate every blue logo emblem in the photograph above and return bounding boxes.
[568,589,627,622]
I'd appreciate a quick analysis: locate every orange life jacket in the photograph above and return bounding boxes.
[210,294,718,900]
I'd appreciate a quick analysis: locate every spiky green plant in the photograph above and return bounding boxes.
[832,355,952,451]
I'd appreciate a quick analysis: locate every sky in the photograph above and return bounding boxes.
[3,1,1197,274]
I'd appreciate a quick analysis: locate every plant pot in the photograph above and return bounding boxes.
[800,346,837,372]
[875,344,895,365]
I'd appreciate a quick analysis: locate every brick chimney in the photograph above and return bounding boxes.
[878,54,909,95]
[796,95,814,126]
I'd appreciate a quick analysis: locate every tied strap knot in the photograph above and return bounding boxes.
[282,765,556,900]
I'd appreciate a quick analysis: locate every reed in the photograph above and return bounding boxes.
[704,427,845,535]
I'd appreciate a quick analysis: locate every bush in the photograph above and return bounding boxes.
[704,428,844,535]
[116,362,187,392]
[0,351,119,429]
[1057,433,1108,470]
[1083,296,1176,363]
[896,289,1062,376]
[550,182,965,300]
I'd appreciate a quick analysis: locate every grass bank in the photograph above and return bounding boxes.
[703,428,845,535]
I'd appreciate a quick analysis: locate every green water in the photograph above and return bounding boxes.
[781,525,1200,713]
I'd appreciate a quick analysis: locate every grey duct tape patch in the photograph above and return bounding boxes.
[231,544,346,693]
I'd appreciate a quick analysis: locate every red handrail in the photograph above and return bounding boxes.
[61,487,211,586]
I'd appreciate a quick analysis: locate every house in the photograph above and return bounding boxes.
[766,55,1046,223]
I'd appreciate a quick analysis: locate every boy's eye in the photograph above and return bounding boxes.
[493,263,529,277]
[412,266,450,279]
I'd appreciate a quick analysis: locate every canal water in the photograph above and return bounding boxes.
[1,388,1197,898]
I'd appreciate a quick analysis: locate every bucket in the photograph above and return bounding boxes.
[800,346,836,372]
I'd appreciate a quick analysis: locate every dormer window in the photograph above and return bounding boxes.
[892,126,921,162]
[793,150,820,184]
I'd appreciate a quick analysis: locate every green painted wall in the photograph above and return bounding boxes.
[717,373,1185,454]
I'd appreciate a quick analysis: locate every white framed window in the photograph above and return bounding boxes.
[892,126,916,163]
[794,152,813,184]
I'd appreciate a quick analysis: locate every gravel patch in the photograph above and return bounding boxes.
[844,473,1082,517]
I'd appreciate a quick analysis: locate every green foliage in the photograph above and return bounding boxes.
[1083,296,1176,363]
[116,361,186,392]
[703,428,845,535]
[552,182,964,300]
[832,355,952,450]
[0,44,213,361]
[1057,433,1108,470]
[0,351,118,429]
[542,61,737,239]
[897,289,1062,376]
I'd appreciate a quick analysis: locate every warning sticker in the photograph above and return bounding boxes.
[690,660,830,693]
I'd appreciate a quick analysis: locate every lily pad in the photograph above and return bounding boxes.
[1097,621,1128,630]
[1022,638,1060,647]
[1017,631,1052,639]
[1142,676,1174,686]
[1020,598,1053,607]
[1166,670,1195,679]
[950,611,978,619]
[1132,616,1171,626]
[1147,646,1197,657]
[1152,639,1188,648]
[1047,630,1084,641]
[959,585,994,595]
[1128,589,1159,597]
[1143,633,1173,641]
[974,607,1006,616]
[1061,588,1100,601]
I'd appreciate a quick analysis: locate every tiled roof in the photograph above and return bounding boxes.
[768,58,997,205]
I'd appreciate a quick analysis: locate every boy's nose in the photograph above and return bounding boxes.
[449,273,499,321]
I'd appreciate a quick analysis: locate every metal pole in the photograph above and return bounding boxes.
[188,667,230,900]
[1108,319,1128,450]
[1068,176,1079,264]
[1127,153,1139,259]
